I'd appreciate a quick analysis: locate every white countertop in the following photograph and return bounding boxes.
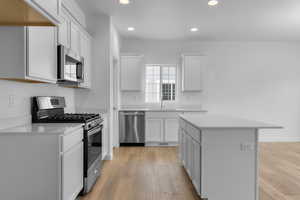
[0,123,84,136]
[180,114,282,129]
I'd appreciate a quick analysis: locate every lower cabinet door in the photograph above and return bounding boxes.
[62,142,83,200]
[146,118,163,142]
[186,135,194,178]
[193,140,201,195]
[165,118,179,142]
[182,131,187,167]
[178,128,183,161]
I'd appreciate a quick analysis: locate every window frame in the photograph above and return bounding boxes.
[145,64,178,104]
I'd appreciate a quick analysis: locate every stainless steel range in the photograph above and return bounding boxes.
[31,96,103,194]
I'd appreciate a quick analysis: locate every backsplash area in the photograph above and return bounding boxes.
[120,91,203,109]
[0,80,75,129]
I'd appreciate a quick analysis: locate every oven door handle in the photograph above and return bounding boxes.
[87,125,103,137]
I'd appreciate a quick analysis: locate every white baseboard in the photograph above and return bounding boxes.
[146,142,178,147]
[103,153,113,160]
[259,136,300,142]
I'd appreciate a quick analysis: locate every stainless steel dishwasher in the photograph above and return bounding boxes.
[119,111,145,146]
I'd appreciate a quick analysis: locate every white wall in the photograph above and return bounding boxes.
[74,13,111,113]
[0,80,75,129]
[121,38,300,142]
[74,13,121,158]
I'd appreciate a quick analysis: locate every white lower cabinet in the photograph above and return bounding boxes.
[146,112,180,145]
[165,118,179,142]
[146,118,163,142]
[192,139,201,194]
[186,134,194,177]
[60,128,84,200]
[181,129,187,167]
[179,118,201,196]
[0,125,84,200]
[146,115,179,145]
[62,142,83,200]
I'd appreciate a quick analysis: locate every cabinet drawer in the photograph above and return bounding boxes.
[186,123,201,143]
[62,128,83,152]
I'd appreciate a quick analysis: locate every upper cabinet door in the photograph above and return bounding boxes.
[79,32,92,88]
[26,27,57,83]
[182,55,204,92]
[70,22,81,56]
[30,0,60,22]
[120,55,143,91]
[58,7,71,48]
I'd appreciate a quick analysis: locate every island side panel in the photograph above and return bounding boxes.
[201,128,258,200]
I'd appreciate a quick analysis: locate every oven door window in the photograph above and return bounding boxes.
[87,125,102,169]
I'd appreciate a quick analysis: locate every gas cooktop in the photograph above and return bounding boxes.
[41,113,101,123]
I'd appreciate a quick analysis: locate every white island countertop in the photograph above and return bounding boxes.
[180,114,282,129]
[0,123,84,136]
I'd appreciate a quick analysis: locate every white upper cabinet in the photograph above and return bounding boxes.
[58,7,71,48]
[79,32,92,89]
[0,26,57,83]
[182,55,204,92]
[28,0,60,23]
[27,27,57,82]
[70,22,81,56]
[58,3,92,89]
[120,55,143,91]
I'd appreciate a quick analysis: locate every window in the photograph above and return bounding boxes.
[145,65,176,103]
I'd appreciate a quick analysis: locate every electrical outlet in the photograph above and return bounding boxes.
[240,143,255,152]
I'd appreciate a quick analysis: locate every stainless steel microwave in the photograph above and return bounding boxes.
[57,45,84,83]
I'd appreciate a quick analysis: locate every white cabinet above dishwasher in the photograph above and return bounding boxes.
[0,123,84,200]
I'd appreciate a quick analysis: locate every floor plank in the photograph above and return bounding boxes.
[81,143,300,200]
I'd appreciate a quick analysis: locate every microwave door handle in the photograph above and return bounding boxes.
[76,61,84,81]
[58,45,66,80]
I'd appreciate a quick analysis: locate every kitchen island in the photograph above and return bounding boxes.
[178,114,281,200]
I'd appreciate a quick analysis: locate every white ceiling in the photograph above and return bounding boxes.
[75,0,300,41]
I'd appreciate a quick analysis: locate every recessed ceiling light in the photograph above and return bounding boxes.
[119,0,130,5]
[190,27,199,32]
[127,27,135,31]
[208,0,218,6]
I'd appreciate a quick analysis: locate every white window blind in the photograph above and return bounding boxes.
[145,65,176,103]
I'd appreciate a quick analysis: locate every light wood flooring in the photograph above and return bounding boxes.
[81,143,300,200]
